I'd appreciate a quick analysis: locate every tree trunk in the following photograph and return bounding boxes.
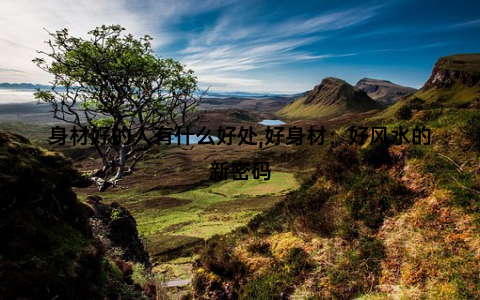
[114,145,126,180]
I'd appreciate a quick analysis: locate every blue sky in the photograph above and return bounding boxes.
[1,0,479,93]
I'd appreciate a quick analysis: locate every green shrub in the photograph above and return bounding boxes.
[246,240,271,256]
[240,273,288,300]
[197,236,247,279]
[396,105,412,120]
[285,247,310,276]
[419,108,444,122]
[321,140,360,181]
[360,142,392,167]
[345,171,410,228]
[407,145,427,158]
[408,97,425,109]
[324,236,383,299]
[284,186,334,234]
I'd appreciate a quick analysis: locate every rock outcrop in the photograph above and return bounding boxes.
[421,54,480,90]
[86,196,151,268]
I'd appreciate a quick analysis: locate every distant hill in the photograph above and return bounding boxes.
[355,78,417,106]
[204,91,296,99]
[0,82,51,89]
[198,93,304,113]
[277,77,382,119]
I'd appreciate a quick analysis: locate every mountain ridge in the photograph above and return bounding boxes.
[355,78,417,106]
[0,82,51,89]
[278,77,382,119]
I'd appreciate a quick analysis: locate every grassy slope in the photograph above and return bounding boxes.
[278,95,381,120]
[278,96,346,119]
[372,82,480,122]
[193,85,480,298]
[414,82,480,104]
[99,172,298,240]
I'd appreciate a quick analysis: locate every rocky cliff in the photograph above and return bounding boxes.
[421,54,480,90]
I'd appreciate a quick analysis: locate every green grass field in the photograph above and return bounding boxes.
[92,171,299,278]
[100,172,298,242]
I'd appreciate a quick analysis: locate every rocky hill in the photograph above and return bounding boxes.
[377,53,480,120]
[412,54,480,106]
[355,78,417,106]
[413,53,480,104]
[0,131,154,299]
[421,54,480,90]
[278,77,382,119]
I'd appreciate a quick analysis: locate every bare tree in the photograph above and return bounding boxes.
[33,25,202,191]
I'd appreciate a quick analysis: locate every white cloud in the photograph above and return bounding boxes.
[273,7,378,37]
[443,18,480,29]
[179,6,379,90]
[0,0,381,92]
[0,0,233,84]
[0,0,154,84]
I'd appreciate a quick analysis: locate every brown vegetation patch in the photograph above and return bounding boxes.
[129,197,192,210]
[148,234,203,260]
[204,196,280,214]
[378,189,480,298]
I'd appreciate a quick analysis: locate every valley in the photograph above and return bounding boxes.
[1,53,480,299]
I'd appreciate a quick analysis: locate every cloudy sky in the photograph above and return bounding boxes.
[1,0,479,93]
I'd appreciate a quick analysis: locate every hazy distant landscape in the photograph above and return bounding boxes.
[0,89,37,103]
